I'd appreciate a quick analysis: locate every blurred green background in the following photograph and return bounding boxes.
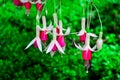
[0,0,120,80]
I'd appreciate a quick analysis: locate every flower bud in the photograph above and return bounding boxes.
[24,2,31,15]
[96,32,103,50]
[96,38,103,50]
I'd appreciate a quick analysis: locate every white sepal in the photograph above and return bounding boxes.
[55,41,64,54]
[64,27,70,35]
[77,29,86,36]
[36,37,42,52]
[47,22,53,31]
[88,33,97,37]
[25,38,36,50]
[74,42,83,50]
[46,40,54,53]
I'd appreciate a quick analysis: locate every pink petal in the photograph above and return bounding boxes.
[40,30,48,43]
[57,35,66,47]
[52,44,57,52]
[79,32,86,43]
[14,0,23,6]
[82,49,92,60]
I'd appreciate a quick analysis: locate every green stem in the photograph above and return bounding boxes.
[39,0,48,19]
[92,3,103,32]
[59,0,62,20]
[54,0,56,13]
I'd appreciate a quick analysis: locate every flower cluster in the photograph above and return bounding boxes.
[74,17,103,73]
[14,0,43,15]
[14,0,103,73]
[25,13,70,57]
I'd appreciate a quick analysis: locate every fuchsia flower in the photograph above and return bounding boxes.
[46,28,64,56]
[75,33,97,72]
[77,17,86,43]
[24,1,31,15]
[25,25,42,52]
[53,13,70,48]
[36,0,42,11]
[57,20,70,48]
[14,0,23,6]
[39,16,52,43]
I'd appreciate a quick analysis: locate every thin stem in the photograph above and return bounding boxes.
[54,0,56,13]
[59,0,62,20]
[39,0,48,19]
[92,3,103,32]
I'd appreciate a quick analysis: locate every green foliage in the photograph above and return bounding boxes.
[0,0,120,80]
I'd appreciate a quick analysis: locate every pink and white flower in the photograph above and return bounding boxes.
[39,16,52,43]
[25,25,42,52]
[74,33,97,72]
[57,20,70,48]
[46,28,64,56]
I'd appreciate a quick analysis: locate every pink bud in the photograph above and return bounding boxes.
[14,0,23,6]
[79,32,86,43]
[39,30,48,43]
[34,41,38,48]
[36,3,42,11]
[52,44,57,52]
[82,49,92,60]
[57,35,66,47]
[96,38,103,50]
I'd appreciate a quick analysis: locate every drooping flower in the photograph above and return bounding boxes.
[39,16,52,43]
[14,0,23,6]
[77,17,86,43]
[36,0,42,11]
[75,33,97,72]
[57,20,70,48]
[25,25,42,52]
[23,1,32,15]
[46,28,64,56]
